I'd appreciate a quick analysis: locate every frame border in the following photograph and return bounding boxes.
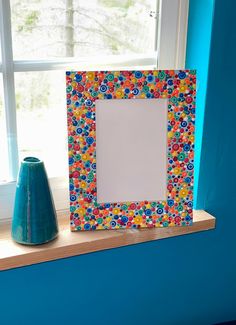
[66,70,196,231]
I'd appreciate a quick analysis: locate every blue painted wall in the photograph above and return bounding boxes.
[185,0,215,204]
[1,1,236,324]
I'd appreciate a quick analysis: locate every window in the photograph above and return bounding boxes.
[0,0,189,220]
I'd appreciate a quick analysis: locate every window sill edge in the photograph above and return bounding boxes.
[0,210,215,271]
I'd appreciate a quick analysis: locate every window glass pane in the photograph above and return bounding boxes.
[11,0,158,59]
[0,33,2,62]
[0,75,10,182]
[15,71,68,177]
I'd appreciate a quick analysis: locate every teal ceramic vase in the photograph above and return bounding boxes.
[12,157,58,245]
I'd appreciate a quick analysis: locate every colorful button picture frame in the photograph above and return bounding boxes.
[66,70,196,231]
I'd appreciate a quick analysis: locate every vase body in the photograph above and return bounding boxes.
[12,157,58,245]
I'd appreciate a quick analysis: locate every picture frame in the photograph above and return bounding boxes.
[66,70,196,231]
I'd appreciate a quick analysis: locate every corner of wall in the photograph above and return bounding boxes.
[185,0,215,209]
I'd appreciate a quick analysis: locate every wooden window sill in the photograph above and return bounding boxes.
[0,210,215,271]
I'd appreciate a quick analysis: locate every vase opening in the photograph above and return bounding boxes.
[23,157,41,163]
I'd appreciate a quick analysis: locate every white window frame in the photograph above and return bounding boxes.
[0,0,189,222]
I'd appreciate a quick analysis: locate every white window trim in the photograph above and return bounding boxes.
[157,0,189,69]
[0,0,19,180]
[0,0,189,222]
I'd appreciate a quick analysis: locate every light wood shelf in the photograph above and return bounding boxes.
[0,210,215,271]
